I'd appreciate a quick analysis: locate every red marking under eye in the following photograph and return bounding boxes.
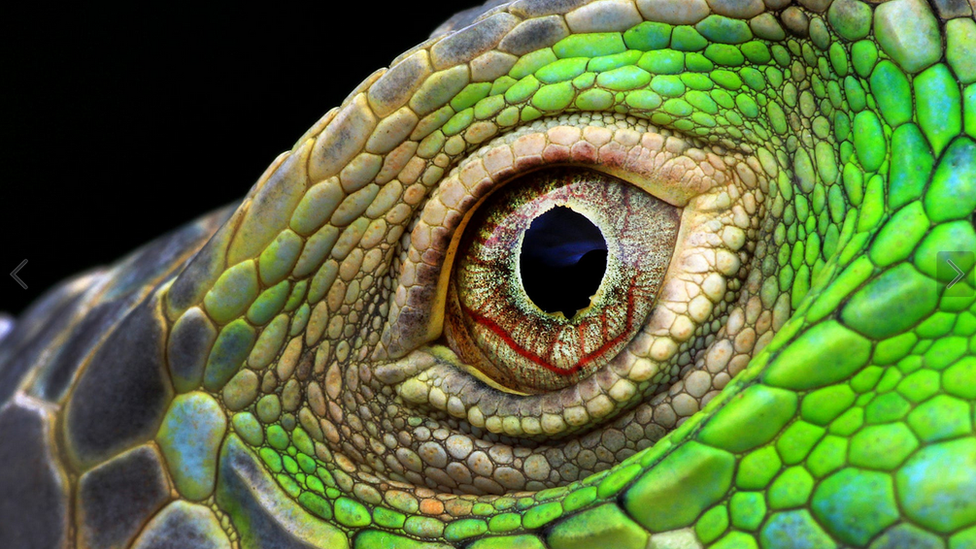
[461,277,641,376]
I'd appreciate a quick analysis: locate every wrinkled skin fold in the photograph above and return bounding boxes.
[2,0,976,548]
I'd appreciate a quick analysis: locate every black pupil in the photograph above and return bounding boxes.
[519,206,608,319]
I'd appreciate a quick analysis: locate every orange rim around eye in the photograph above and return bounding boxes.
[445,167,681,394]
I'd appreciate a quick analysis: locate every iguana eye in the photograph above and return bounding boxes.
[444,167,680,393]
[380,113,759,446]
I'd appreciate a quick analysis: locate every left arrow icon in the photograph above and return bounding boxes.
[10,259,27,289]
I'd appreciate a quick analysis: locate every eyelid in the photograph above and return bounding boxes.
[378,117,720,359]
[377,115,764,444]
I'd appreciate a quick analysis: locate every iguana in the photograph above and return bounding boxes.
[1,0,975,548]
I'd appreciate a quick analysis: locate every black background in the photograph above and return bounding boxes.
[2,2,484,315]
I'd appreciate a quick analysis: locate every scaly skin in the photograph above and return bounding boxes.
[1,0,975,548]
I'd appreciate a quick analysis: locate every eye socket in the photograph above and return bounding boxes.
[444,167,681,394]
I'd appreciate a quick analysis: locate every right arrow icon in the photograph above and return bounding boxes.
[946,258,965,290]
[938,251,975,298]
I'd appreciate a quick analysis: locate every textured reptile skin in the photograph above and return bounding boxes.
[2,1,976,548]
